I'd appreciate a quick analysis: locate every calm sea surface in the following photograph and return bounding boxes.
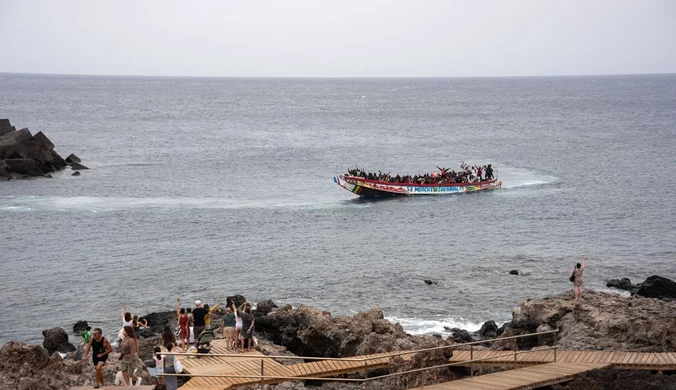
[1,74,675,344]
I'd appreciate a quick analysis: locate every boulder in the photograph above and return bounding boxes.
[0,341,51,371]
[30,131,55,151]
[4,158,48,175]
[424,279,437,285]
[42,327,76,355]
[0,119,12,136]
[509,270,519,275]
[137,327,157,339]
[70,162,89,170]
[72,171,81,176]
[631,275,676,301]
[226,295,247,310]
[255,299,278,316]
[256,304,441,358]
[445,327,474,343]
[0,127,32,148]
[50,150,67,168]
[65,153,81,164]
[477,320,498,339]
[142,311,177,334]
[606,278,633,291]
[72,320,89,335]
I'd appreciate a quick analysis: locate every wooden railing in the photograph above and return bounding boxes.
[160,329,560,389]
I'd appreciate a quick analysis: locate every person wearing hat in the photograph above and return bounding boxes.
[191,300,207,347]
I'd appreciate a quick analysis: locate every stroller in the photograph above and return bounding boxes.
[196,328,215,354]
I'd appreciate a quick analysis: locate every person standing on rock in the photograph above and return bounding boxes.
[239,304,255,353]
[176,298,189,351]
[223,306,237,350]
[191,300,207,348]
[121,325,143,386]
[572,256,589,300]
[82,327,112,388]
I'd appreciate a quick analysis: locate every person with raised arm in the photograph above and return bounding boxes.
[82,328,112,388]
[571,257,589,300]
[176,298,189,351]
[232,301,243,350]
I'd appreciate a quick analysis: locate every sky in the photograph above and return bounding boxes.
[0,0,675,77]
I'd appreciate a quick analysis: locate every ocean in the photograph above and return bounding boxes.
[1,73,675,345]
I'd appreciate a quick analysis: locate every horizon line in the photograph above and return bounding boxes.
[1,71,675,79]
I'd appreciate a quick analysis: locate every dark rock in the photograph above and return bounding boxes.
[72,171,81,176]
[42,328,76,355]
[424,279,437,285]
[72,320,89,335]
[142,311,177,334]
[0,119,13,136]
[65,153,81,164]
[226,295,247,310]
[4,158,47,175]
[0,127,32,148]
[432,333,442,339]
[444,327,474,343]
[631,275,676,300]
[255,299,278,316]
[477,320,498,339]
[70,162,89,170]
[51,150,67,168]
[30,131,55,151]
[509,270,519,275]
[606,278,633,291]
[137,327,157,339]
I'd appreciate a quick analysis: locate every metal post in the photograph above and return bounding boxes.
[363,360,368,390]
[514,349,517,365]
[554,348,557,363]
[421,353,425,388]
[470,345,474,378]
[260,359,264,389]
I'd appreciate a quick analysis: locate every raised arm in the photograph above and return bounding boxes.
[120,305,127,320]
[210,303,223,313]
[176,298,181,317]
[582,256,588,270]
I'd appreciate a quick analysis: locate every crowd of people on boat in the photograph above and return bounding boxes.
[81,299,257,389]
[346,163,495,184]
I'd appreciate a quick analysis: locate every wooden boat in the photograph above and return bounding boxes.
[334,175,502,197]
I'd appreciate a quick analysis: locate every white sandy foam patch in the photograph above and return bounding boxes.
[498,167,557,189]
[387,316,483,336]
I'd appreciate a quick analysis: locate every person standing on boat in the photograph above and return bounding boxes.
[477,166,483,181]
[571,257,589,300]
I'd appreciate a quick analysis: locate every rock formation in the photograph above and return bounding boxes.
[0,119,84,180]
[606,278,633,291]
[499,290,676,351]
[255,302,451,358]
[553,367,676,390]
[42,328,76,355]
[631,275,676,301]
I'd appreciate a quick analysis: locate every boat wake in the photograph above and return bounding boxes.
[496,167,557,190]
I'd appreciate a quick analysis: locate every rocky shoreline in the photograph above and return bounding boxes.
[2,276,676,390]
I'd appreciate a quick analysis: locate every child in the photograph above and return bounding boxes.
[153,346,165,385]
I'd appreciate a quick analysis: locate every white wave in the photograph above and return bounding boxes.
[0,196,339,212]
[387,316,484,336]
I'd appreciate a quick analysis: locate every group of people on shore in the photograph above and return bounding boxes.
[174,297,256,353]
[81,298,257,389]
[346,163,495,185]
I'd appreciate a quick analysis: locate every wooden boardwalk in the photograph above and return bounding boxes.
[177,339,410,389]
[409,362,610,390]
[449,349,676,370]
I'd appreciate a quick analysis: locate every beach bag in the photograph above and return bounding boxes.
[569,273,575,282]
[174,356,183,374]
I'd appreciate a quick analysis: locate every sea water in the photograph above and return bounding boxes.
[1,74,675,344]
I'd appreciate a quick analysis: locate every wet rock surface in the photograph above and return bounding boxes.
[606,278,633,291]
[631,275,676,301]
[42,328,76,355]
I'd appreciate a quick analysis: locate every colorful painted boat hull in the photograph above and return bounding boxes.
[334,175,502,198]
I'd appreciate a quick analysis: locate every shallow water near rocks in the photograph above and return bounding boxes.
[1,74,675,344]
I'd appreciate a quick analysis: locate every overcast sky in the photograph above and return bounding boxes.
[1,0,675,77]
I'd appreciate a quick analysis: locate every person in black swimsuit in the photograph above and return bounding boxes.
[82,328,113,388]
